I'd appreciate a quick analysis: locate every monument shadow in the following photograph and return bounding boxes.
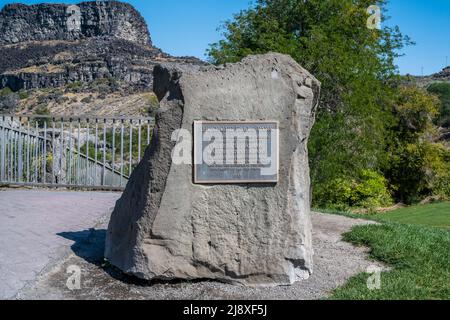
[57,229,215,286]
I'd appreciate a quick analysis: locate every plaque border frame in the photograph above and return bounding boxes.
[193,120,280,184]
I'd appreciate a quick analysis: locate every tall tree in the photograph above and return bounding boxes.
[208,0,412,207]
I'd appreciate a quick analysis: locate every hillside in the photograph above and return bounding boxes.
[411,66,450,88]
[403,67,450,147]
[0,1,204,116]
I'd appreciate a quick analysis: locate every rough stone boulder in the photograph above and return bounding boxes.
[105,53,321,286]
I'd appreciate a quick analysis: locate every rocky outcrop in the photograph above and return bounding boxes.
[410,66,450,89]
[0,2,205,93]
[105,53,321,286]
[0,1,151,45]
[433,67,450,80]
[0,37,200,92]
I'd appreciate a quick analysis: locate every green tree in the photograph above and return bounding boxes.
[427,82,450,128]
[386,87,449,203]
[208,0,411,207]
[391,86,440,142]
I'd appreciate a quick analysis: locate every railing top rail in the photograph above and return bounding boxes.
[0,114,155,122]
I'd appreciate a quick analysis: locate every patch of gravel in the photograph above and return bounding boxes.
[17,212,383,300]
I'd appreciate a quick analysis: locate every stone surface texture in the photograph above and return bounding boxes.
[105,53,321,286]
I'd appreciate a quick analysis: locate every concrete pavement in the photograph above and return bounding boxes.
[0,189,121,299]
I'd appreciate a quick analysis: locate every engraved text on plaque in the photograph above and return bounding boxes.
[193,121,279,184]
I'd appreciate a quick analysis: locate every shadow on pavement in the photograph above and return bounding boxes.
[58,229,146,285]
[57,229,219,288]
[58,229,106,265]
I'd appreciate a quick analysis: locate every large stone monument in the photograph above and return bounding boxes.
[105,53,321,286]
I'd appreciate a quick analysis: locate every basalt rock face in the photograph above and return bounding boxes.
[433,67,450,81]
[0,1,151,45]
[410,66,450,89]
[0,37,199,92]
[105,53,321,286]
[0,1,204,95]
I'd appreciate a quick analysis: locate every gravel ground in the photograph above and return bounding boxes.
[17,211,382,300]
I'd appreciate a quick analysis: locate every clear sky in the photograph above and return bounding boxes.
[0,0,449,76]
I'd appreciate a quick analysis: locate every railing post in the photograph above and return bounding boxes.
[34,121,38,183]
[11,118,15,182]
[102,118,107,187]
[42,120,47,184]
[85,118,90,186]
[95,118,98,186]
[120,119,124,187]
[0,114,154,189]
[60,117,64,184]
[112,119,116,185]
[129,119,133,177]
[26,120,30,183]
[0,116,5,182]
[18,117,23,183]
[138,119,142,161]
[68,118,73,185]
[77,118,81,185]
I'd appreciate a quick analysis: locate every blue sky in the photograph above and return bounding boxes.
[0,0,449,75]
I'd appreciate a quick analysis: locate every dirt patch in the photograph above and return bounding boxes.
[17,212,383,300]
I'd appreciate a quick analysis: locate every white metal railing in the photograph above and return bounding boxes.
[0,115,154,190]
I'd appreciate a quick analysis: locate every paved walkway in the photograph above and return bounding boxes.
[20,212,383,300]
[0,189,121,299]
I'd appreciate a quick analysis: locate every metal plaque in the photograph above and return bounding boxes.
[194,121,279,184]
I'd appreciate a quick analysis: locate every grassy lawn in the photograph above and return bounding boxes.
[373,202,450,230]
[323,203,450,300]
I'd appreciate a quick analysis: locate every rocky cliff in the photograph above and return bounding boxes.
[0,1,204,115]
[0,1,151,45]
[409,66,450,88]
[0,36,194,92]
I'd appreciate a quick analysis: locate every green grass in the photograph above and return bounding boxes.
[330,223,450,300]
[315,201,450,230]
[319,203,450,299]
[373,202,450,230]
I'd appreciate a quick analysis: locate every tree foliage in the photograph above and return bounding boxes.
[208,0,448,208]
[427,82,450,128]
[386,87,449,203]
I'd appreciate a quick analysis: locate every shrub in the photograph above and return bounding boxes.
[81,96,93,103]
[0,88,19,112]
[427,82,450,128]
[33,105,51,128]
[91,77,119,94]
[387,142,450,203]
[352,170,394,208]
[386,87,449,204]
[18,90,29,100]
[314,170,393,210]
[0,97,19,112]
[67,81,83,91]
[0,87,13,97]
[142,92,159,116]
[393,86,440,142]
